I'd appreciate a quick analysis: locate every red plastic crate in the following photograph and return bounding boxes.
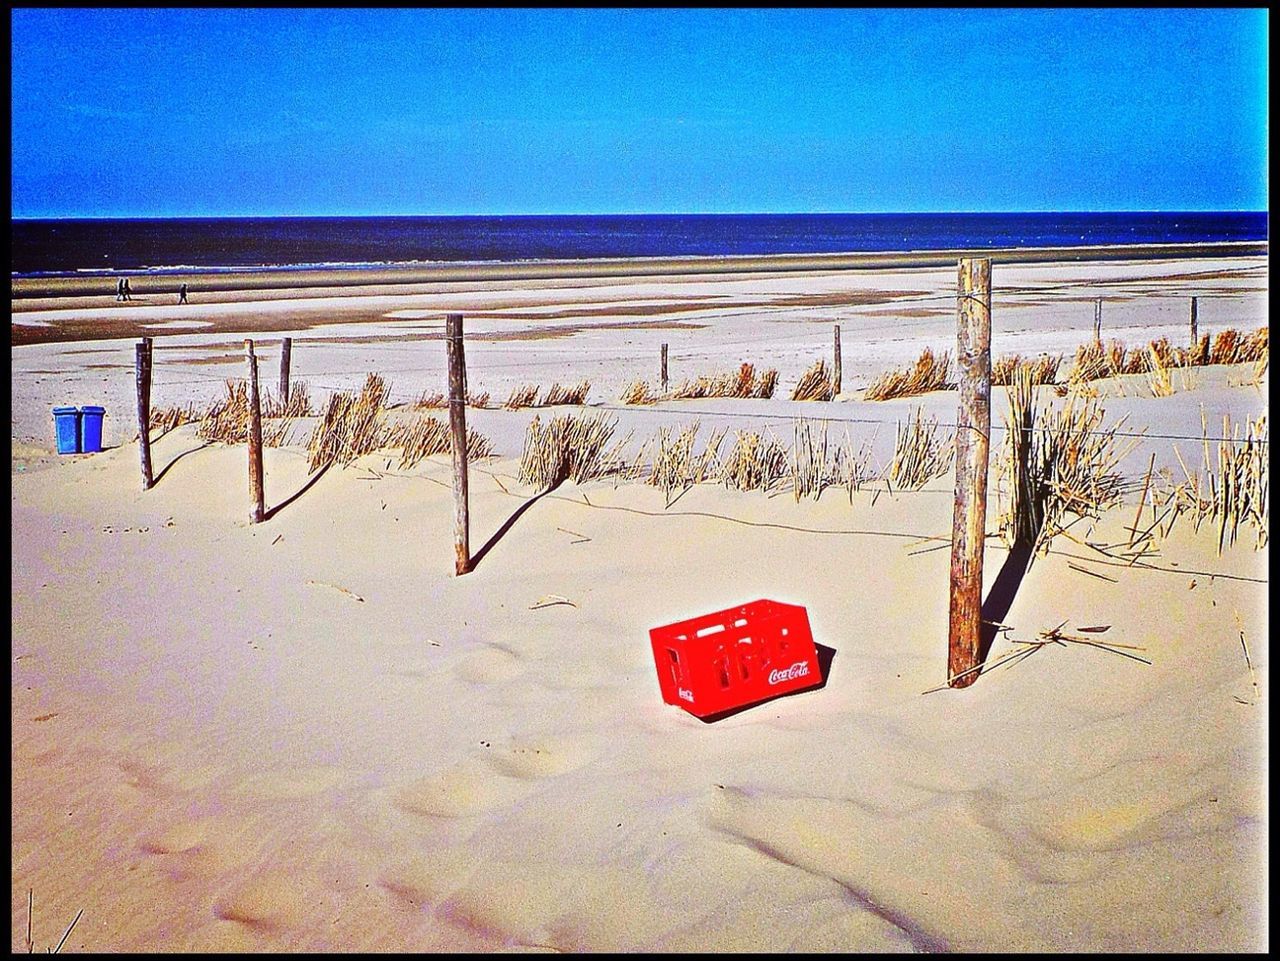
[649,599,821,718]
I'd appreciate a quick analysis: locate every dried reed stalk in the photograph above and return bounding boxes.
[197,379,293,447]
[669,374,729,400]
[540,381,591,406]
[669,363,778,400]
[305,373,392,472]
[415,388,487,410]
[262,381,313,418]
[1002,363,1041,548]
[518,411,630,491]
[505,384,540,409]
[755,368,779,399]
[791,419,832,501]
[647,422,726,505]
[1146,344,1175,398]
[790,359,835,401]
[1208,328,1240,365]
[720,428,789,493]
[888,407,954,489]
[998,372,1136,554]
[387,414,493,469]
[1164,412,1269,552]
[835,431,877,500]
[992,353,1061,387]
[1240,326,1269,364]
[149,402,201,435]
[864,348,952,401]
[621,380,658,405]
[1070,340,1120,382]
[1068,328,1269,385]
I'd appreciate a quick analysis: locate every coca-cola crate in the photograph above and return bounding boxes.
[649,599,821,718]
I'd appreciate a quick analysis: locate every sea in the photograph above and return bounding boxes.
[9,211,1267,278]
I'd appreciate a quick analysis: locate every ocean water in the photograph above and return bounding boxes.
[9,211,1267,277]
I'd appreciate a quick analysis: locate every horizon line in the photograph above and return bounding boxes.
[12,208,1271,221]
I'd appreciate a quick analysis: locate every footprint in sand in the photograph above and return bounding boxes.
[392,658,437,680]
[116,753,220,796]
[452,645,525,684]
[138,815,255,881]
[393,757,535,818]
[118,758,193,796]
[483,734,598,781]
[377,850,478,908]
[212,875,307,931]
[139,821,209,856]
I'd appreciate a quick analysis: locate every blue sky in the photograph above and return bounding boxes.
[10,8,1269,218]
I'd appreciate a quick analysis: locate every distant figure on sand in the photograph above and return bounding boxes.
[122,278,132,301]
[178,283,188,304]
[116,277,125,302]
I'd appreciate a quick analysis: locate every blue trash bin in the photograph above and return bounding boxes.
[53,406,81,454]
[80,406,106,453]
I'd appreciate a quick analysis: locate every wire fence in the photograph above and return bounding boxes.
[141,354,1268,447]
[27,261,1265,454]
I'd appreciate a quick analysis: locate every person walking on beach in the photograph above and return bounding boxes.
[116,277,125,302]
[122,277,132,301]
[178,283,188,304]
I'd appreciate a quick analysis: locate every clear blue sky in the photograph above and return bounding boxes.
[10,7,1270,218]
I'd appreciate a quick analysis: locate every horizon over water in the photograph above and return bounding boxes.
[10,211,1268,277]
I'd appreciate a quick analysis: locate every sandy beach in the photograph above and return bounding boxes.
[11,251,1269,952]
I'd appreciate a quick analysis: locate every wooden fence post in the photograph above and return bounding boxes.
[447,313,471,575]
[245,339,265,525]
[1093,298,1102,345]
[661,343,669,393]
[948,258,992,689]
[135,338,154,490]
[279,337,292,406]
[1189,297,1198,348]
[833,324,842,396]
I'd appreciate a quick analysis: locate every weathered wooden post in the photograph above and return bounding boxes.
[661,343,669,393]
[1189,297,1198,348]
[1093,298,1103,345]
[279,337,293,406]
[446,313,471,575]
[135,338,154,489]
[948,258,992,688]
[245,339,266,525]
[833,324,842,396]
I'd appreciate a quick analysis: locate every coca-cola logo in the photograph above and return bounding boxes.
[768,661,811,685]
[678,687,694,702]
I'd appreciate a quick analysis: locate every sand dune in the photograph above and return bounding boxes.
[10,256,1268,951]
